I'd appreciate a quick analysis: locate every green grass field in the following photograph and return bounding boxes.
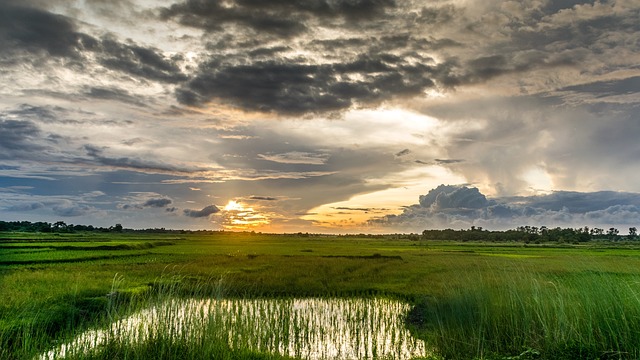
[2,232,640,359]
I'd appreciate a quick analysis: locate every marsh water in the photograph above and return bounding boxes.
[42,298,426,360]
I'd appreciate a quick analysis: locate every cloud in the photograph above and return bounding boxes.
[5,104,66,123]
[82,145,209,175]
[418,184,491,210]
[249,196,278,201]
[183,204,220,218]
[0,119,43,152]
[435,159,464,165]
[415,159,464,165]
[84,86,148,107]
[7,202,45,211]
[258,151,329,165]
[161,0,395,37]
[142,198,173,208]
[0,3,186,85]
[176,54,446,114]
[395,149,411,157]
[0,3,88,58]
[372,185,640,232]
[416,90,640,195]
[119,193,173,210]
[98,37,187,83]
[332,206,388,213]
[52,200,96,217]
[0,119,52,161]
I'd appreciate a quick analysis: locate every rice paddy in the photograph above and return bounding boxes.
[3,232,640,359]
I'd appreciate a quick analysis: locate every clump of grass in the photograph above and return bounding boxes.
[408,266,640,359]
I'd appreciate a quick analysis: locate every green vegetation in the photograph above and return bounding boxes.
[409,266,640,359]
[46,296,423,360]
[2,231,640,359]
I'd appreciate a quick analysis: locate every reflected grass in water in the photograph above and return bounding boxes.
[42,298,426,360]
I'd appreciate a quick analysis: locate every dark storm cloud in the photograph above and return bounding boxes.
[0,120,43,152]
[183,204,220,218]
[162,0,469,115]
[0,3,186,84]
[372,185,640,232]
[0,3,89,58]
[0,119,52,161]
[177,54,444,114]
[417,4,457,25]
[167,0,637,116]
[98,37,187,83]
[161,0,395,36]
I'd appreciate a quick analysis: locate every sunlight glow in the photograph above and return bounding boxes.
[522,166,554,194]
[302,165,466,231]
[223,200,244,212]
[220,201,270,230]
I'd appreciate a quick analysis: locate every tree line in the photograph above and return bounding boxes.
[0,220,125,233]
[420,225,637,243]
[0,220,638,243]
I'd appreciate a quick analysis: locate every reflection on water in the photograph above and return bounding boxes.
[42,298,427,360]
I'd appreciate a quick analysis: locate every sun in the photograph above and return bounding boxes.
[224,200,244,212]
[220,200,271,230]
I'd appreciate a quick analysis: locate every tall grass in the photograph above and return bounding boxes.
[408,266,640,359]
[39,273,425,360]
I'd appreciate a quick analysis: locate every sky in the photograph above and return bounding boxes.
[1,0,639,233]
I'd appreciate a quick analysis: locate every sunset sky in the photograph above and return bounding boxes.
[1,0,639,233]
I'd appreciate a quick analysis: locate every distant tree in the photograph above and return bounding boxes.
[629,227,637,240]
[52,221,67,232]
[607,227,620,241]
